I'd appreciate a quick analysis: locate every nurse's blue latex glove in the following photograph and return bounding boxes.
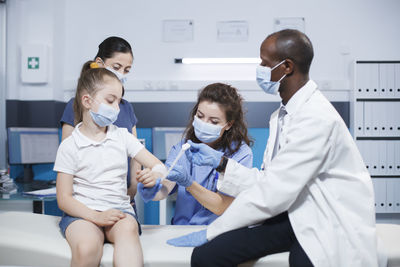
[186,140,223,168]
[166,165,193,187]
[167,229,207,247]
[137,178,162,203]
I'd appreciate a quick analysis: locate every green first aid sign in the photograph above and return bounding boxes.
[27,57,39,69]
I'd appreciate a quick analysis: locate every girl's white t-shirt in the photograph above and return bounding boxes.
[54,123,144,214]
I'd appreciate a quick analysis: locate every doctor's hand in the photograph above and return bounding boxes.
[186,140,223,168]
[137,178,162,203]
[167,229,207,247]
[166,164,193,188]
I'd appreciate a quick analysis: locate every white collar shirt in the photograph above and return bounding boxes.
[54,123,144,213]
[210,80,379,267]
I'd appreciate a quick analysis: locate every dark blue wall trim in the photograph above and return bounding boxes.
[6,100,349,128]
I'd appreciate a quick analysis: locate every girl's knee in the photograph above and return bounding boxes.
[73,241,103,262]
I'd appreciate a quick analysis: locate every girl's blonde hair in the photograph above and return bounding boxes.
[73,61,120,125]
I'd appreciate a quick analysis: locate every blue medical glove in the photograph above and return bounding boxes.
[167,229,207,247]
[137,178,162,203]
[186,140,224,168]
[166,164,193,187]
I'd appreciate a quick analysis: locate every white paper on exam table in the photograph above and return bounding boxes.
[23,187,56,197]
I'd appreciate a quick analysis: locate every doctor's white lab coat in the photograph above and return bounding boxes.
[208,80,379,267]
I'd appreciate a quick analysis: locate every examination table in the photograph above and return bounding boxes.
[0,211,399,267]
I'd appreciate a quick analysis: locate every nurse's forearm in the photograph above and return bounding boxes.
[186,182,234,215]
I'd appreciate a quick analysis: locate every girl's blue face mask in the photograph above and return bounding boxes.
[256,60,286,95]
[89,98,120,127]
[192,116,226,144]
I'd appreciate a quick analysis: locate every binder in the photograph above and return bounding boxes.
[386,178,396,213]
[395,102,400,136]
[372,178,386,213]
[396,141,400,175]
[395,179,400,212]
[355,101,364,136]
[395,64,400,98]
[371,141,379,175]
[386,64,396,98]
[356,63,368,98]
[379,64,387,98]
[387,140,395,175]
[364,102,373,136]
[363,140,371,172]
[371,102,380,137]
[369,64,380,98]
[387,102,395,136]
[377,102,386,136]
[378,141,387,175]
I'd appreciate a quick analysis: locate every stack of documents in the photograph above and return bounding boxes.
[0,174,17,194]
[23,187,56,197]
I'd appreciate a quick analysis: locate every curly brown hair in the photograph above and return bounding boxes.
[184,83,253,156]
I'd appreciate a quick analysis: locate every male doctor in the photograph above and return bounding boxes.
[167,29,380,267]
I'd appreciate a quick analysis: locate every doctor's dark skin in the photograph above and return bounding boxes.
[260,35,310,105]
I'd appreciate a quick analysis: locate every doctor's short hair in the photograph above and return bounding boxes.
[73,64,120,125]
[184,83,253,156]
[268,29,314,74]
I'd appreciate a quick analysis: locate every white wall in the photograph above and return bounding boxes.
[5,0,400,102]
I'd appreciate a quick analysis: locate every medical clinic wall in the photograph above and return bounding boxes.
[3,0,400,220]
[5,0,400,101]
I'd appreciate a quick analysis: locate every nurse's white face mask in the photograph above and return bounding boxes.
[192,116,226,144]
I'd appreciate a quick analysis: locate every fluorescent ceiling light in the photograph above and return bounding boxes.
[175,58,261,64]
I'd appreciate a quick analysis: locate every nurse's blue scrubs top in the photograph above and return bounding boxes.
[166,140,253,225]
[60,98,138,187]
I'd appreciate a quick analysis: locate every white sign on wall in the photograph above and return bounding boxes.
[20,44,49,84]
[274,17,305,33]
[217,21,248,42]
[163,20,194,42]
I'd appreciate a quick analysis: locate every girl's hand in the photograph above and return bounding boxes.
[93,209,126,226]
[136,168,163,187]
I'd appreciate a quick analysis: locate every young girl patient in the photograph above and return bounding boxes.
[54,65,165,267]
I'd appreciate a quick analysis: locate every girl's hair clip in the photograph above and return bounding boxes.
[90,62,99,69]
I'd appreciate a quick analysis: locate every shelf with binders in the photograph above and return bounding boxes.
[355,61,400,100]
[353,61,400,215]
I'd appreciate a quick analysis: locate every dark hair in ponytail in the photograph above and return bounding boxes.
[95,36,133,61]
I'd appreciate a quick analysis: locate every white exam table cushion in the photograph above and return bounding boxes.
[0,212,399,267]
